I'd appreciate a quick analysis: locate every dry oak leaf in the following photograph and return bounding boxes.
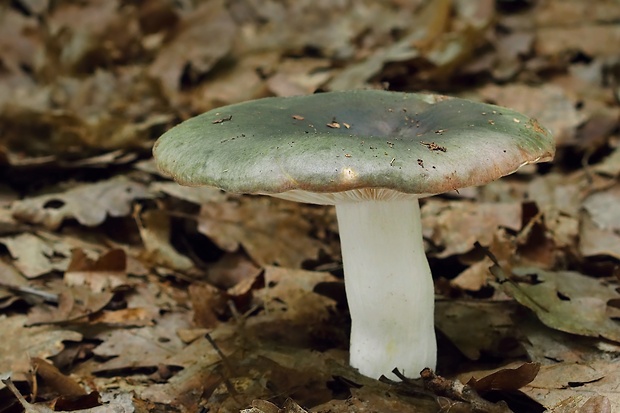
[0,315,82,383]
[421,199,521,258]
[0,232,73,278]
[91,311,191,374]
[11,177,151,230]
[198,196,324,268]
[523,361,620,412]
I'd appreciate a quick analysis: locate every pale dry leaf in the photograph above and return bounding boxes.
[328,0,449,90]
[579,212,620,260]
[523,360,620,411]
[255,266,339,323]
[149,0,236,99]
[0,315,82,382]
[136,208,193,271]
[548,394,612,413]
[27,282,114,326]
[266,57,332,97]
[451,228,515,291]
[91,312,191,373]
[11,177,151,230]
[198,196,324,268]
[527,172,584,218]
[421,199,521,258]
[536,25,620,59]
[192,51,276,112]
[593,146,620,177]
[582,186,620,231]
[0,232,72,278]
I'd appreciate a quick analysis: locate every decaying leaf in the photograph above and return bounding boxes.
[27,282,114,326]
[256,266,339,323]
[91,312,191,374]
[0,315,82,382]
[64,249,128,293]
[579,212,620,260]
[0,232,73,278]
[136,208,194,271]
[435,300,521,361]
[502,267,620,342]
[422,199,521,258]
[467,363,540,393]
[198,196,325,268]
[148,0,236,99]
[11,177,151,230]
[523,361,620,412]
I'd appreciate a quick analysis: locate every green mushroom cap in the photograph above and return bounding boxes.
[153,90,555,196]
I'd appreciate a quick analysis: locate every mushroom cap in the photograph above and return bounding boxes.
[153,90,554,196]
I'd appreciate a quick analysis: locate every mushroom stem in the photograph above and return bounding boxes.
[335,198,436,379]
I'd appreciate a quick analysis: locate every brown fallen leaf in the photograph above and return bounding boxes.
[523,361,620,411]
[32,357,86,398]
[188,283,229,329]
[0,232,72,278]
[65,249,128,293]
[148,0,236,100]
[3,377,133,413]
[422,199,521,258]
[27,283,114,326]
[467,363,540,393]
[90,312,191,374]
[0,315,82,382]
[135,207,193,272]
[197,196,325,268]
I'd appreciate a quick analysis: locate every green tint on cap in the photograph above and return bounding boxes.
[153,90,555,195]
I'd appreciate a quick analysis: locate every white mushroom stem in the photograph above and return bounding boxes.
[335,198,436,379]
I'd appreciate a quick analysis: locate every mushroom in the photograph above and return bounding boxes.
[153,90,555,379]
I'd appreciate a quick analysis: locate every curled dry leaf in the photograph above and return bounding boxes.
[467,362,540,393]
[136,208,194,271]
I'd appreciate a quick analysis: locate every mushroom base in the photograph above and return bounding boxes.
[335,199,436,379]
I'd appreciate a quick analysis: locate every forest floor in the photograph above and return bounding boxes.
[1,0,620,412]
